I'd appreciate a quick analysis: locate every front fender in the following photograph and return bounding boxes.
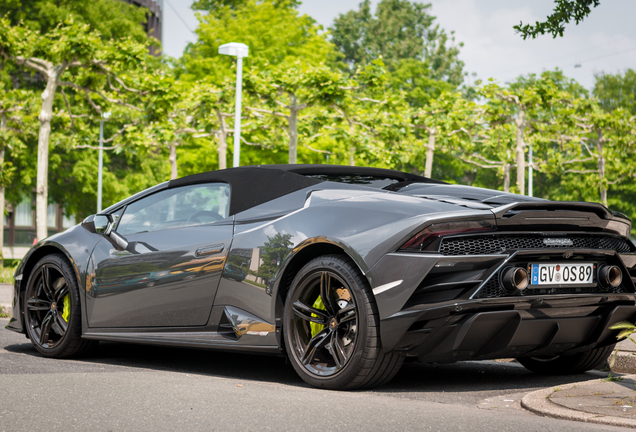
[7,225,101,334]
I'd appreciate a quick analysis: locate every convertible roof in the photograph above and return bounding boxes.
[168,165,443,216]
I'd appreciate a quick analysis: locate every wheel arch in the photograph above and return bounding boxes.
[272,238,371,332]
[14,243,79,332]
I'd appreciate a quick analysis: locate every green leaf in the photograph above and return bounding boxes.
[609,321,636,330]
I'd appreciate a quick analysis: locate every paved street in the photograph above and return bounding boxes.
[0,318,631,431]
[0,283,13,312]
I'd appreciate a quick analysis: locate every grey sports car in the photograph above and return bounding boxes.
[7,165,636,390]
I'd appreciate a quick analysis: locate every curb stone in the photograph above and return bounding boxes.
[611,351,636,374]
[521,376,636,428]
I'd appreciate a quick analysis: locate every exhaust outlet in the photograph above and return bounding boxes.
[501,267,529,292]
[599,265,622,288]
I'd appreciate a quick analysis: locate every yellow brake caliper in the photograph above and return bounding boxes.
[310,296,326,337]
[61,293,71,322]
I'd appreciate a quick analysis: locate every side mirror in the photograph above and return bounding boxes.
[94,214,113,235]
[82,213,129,251]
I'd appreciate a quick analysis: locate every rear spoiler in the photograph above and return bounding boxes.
[491,202,631,237]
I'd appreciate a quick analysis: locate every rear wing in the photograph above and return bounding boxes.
[491,202,631,237]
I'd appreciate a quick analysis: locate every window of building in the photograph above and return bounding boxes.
[14,196,33,227]
[62,214,76,229]
[117,183,230,236]
[47,203,57,228]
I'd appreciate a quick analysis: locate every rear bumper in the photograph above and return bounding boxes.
[385,300,636,362]
[370,246,636,361]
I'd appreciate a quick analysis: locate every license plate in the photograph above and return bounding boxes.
[530,263,595,286]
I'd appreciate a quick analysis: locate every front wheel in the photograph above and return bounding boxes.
[517,344,615,375]
[283,255,404,390]
[23,254,96,358]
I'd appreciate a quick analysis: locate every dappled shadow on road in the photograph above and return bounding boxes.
[4,339,306,386]
[5,337,603,397]
[379,359,601,397]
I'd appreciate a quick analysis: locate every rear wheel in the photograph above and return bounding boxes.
[517,344,615,375]
[23,254,96,358]
[283,254,404,390]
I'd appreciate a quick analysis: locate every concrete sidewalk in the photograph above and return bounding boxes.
[522,374,636,428]
[1,282,13,315]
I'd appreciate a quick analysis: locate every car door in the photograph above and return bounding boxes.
[86,183,234,328]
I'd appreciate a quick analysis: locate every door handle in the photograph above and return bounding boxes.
[195,244,224,258]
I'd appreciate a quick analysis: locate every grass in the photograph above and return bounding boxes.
[603,373,624,382]
[0,259,20,284]
[0,264,18,284]
[0,305,10,318]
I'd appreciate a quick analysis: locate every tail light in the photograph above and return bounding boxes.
[399,220,495,252]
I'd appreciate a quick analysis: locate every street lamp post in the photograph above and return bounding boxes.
[97,112,111,213]
[218,42,249,168]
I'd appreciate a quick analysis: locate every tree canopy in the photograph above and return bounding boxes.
[0,0,153,43]
[330,0,464,86]
[594,69,636,115]
[514,0,601,39]
[4,0,636,242]
[180,0,335,83]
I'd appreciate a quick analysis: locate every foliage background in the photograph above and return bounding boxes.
[2,0,635,236]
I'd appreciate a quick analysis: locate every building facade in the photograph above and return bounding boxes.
[121,0,163,55]
[3,196,76,260]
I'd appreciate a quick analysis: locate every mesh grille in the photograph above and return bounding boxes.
[440,234,632,256]
[475,274,628,299]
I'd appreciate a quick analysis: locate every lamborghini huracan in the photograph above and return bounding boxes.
[7,165,636,389]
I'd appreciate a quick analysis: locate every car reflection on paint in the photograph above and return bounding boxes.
[223,263,246,282]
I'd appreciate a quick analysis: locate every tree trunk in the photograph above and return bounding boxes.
[424,127,436,178]
[515,108,526,195]
[0,113,5,269]
[347,115,356,166]
[503,163,511,193]
[169,143,178,180]
[596,129,607,206]
[289,94,298,164]
[216,109,227,170]
[35,68,59,242]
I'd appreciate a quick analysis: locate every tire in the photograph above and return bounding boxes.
[23,254,96,358]
[517,343,615,375]
[283,254,404,390]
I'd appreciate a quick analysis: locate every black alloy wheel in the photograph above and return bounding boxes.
[283,255,405,390]
[23,254,96,358]
[289,269,358,376]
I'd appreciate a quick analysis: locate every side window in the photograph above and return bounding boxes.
[116,184,230,235]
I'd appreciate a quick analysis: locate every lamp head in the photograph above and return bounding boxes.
[218,42,249,58]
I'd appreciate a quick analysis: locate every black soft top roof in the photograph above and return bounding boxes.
[168,164,444,216]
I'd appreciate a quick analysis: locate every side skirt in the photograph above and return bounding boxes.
[81,330,280,354]
[81,305,281,355]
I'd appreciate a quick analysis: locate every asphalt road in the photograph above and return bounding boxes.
[0,318,630,432]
